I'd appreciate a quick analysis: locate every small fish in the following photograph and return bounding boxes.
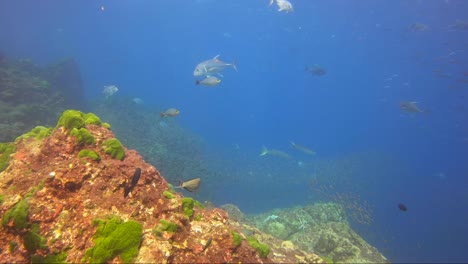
[290,141,316,155]
[174,177,201,192]
[408,22,430,32]
[400,101,423,113]
[260,146,291,159]
[305,65,326,76]
[193,55,237,77]
[132,97,144,105]
[201,237,213,253]
[269,0,294,13]
[124,168,141,198]
[398,203,408,212]
[103,85,119,98]
[160,108,180,118]
[196,76,222,87]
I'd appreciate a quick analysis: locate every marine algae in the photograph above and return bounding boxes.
[70,128,95,145]
[102,138,125,160]
[247,236,270,258]
[0,142,15,172]
[85,216,142,263]
[78,149,101,161]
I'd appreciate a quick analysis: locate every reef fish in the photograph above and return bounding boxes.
[398,203,408,212]
[269,0,294,13]
[201,237,213,253]
[124,168,141,198]
[290,141,316,155]
[160,108,180,118]
[196,76,222,86]
[103,85,119,98]
[193,55,237,77]
[400,101,423,113]
[174,177,201,192]
[260,146,291,159]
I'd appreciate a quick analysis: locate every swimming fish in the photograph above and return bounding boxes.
[269,0,294,13]
[193,55,237,77]
[398,203,408,212]
[124,168,141,198]
[305,65,327,76]
[290,141,316,155]
[160,108,180,118]
[196,76,222,86]
[174,177,201,192]
[400,101,423,113]
[103,85,118,98]
[201,237,213,253]
[260,146,291,159]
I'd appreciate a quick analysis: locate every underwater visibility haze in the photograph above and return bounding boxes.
[1,0,468,263]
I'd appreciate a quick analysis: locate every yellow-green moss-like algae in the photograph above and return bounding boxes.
[152,219,178,238]
[2,199,29,230]
[70,128,95,145]
[15,126,52,141]
[102,122,111,130]
[85,216,142,263]
[194,200,205,209]
[78,149,101,161]
[0,142,15,172]
[31,252,67,263]
[246,237,270,258]
[163,191,175,199]
[102,138,125,160]
[56,110,86,130]
[181,197,194,218]
[231,231,242,247]
[23,223,47,253]
[83,113,101,125]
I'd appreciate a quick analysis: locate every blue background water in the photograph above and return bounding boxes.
[1,0,468,262]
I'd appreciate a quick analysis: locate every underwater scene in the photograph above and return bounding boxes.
[0,0,467,263]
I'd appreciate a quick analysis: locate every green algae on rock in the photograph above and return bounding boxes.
[15,126,52,141]
[102,138,125,160]
[85,217,142,263]
[0,142,15,172]
[163,191,175,199]
[70,128,96,145]
[23,223,47,253]
[246,236,270,258]
[56,110,86,130]
[2,198,29,230]
[78,149,101,161]
[181,197,195,218]
[231,231,242,247]
[83,112,102,125]
[153,219,179,238]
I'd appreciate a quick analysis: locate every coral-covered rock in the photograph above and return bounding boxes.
[0,110,324,263]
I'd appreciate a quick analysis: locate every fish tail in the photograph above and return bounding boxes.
[232,59,238,72]
[260,146,268,156]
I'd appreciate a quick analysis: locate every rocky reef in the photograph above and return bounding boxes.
[241,203,389,263]
[0,110,323,263]
[0,57,84,142]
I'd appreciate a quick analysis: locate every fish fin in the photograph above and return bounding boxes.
[232,59,238,72]
[260,146,268,156]
[269,0,274,6]
[216,73,224,78]
[213,54,220,62]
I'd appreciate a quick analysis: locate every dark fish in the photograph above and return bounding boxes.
[398,203,408,212]
[124,168,141,198]
[174,177,201,192]
[201,237,213,253]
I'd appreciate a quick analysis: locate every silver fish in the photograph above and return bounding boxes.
[160,108,180,118]
[196,76,221,86]
[269,0,293,13]
[193,55,237,77]
[174,178,201,192]
[400,101,423,113]
[290,141,316,155]
[260,146,291,159]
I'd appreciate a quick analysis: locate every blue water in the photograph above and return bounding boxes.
[2,0,468,262]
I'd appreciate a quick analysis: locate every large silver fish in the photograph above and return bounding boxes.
[269,0,294,13]
[290,141,316,155]
[193,55,237,77]
[260,146,291,159]
[174,178,201,192]
[400,101,423,113]
[196,76,221,86]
